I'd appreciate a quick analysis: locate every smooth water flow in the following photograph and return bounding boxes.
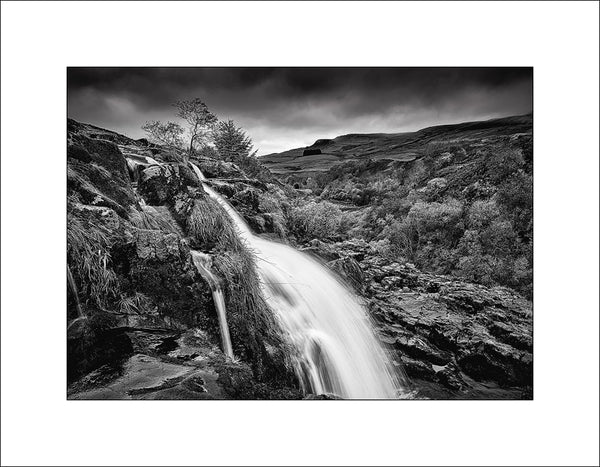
[190,163,405,398]
[190,250,234,360]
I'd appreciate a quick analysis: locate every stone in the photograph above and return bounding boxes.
[134,229,181,261]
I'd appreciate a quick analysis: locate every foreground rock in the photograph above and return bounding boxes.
[303,239,533,399]
[68,329,304,400]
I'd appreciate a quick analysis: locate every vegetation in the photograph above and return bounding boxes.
[117,292,154,315]
[141,121,185,151]
[185,192,288,371]
[128,205,182,235]
[212,120,272,181]
[287,199,347,240]
[174,98,218,155]
[187,196,245,251]
[285,138,533,298]
[67,208,119,307]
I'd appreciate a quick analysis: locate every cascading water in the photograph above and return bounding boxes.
[190,251,234,360]
[190,162,406,399]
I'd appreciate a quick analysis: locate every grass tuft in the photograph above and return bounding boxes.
[118,292,154,315]
[187,196,244,251]
[67,209,119,307]
[129,205,182,235]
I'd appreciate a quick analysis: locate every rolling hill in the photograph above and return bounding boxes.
[260,114,532,177]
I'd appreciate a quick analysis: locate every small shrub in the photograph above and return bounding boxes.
[287,200,345,240]
[468,199,501,229]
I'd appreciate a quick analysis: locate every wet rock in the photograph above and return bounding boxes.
[304,393,342,400]
[191,157,246,179]
[434,363,467,390]
[67,135,136,217]
[68,326,133,383]
[388,329,452,366]
[399,355,436,380]
[134,229,182,261]
[300,239,341,262]
[307,238,533,397]
[328,257,365,293]
[139,163,194,205]
[182,375,207,393]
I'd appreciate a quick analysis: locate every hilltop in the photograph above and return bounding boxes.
[261,114,532,178]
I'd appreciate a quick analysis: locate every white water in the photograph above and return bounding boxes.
[190,250,234,360]
[190,163,405,398]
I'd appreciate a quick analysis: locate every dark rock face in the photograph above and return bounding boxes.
[124,230,218,332]
[303,148,322,156]
[67,315,134,383]
[328,256,365,293]
[67,134,137,217]
[306,239,533,399]
[138,163,201,206]
[68,329,304,400]
[312,139,332,147]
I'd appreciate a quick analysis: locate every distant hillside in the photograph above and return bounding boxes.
[261,114,532,177]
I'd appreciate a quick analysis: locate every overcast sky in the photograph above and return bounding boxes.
[67,67,532,156]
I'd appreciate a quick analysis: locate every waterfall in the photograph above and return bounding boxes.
[190,250,234,360]
[190,162,406,399]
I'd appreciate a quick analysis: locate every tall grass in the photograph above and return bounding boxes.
[187,196,244,251]
[129,205,182,235]
[67,211,118,307]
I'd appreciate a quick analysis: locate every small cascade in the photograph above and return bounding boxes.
[190,251,234,360]
[125,154,160,187]
[190,162,407,398]
[189,163,253,242]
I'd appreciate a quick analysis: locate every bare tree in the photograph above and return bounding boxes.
[141,120,185,150]
[174,98,218,155]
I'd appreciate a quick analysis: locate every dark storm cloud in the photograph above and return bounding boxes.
[67,67,532,155]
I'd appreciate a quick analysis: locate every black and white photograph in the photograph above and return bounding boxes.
[66,67,534,400]
[2,2,598,466]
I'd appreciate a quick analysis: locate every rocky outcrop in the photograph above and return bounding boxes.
[138,163,200,205]
[67,120,299,396]
[69,329,303,400]
[303,148,322,156]
[67,136,137,217]
[306,239,533,399]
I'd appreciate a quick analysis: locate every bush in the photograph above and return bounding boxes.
[497,172,533,238]
[287,200,345,240]
[258,189,288,238]
[379,198,464,273]
[467,199,501,229]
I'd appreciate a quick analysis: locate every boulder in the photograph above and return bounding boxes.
[138,163,200,205]
[134,229,182,261]
[328,257,365,293]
